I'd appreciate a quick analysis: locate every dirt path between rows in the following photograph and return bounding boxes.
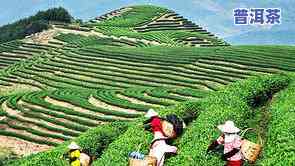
[0,102,54,156]
[1,101,20,117]
[116,94,163,108]
[170,93,197,100]
[53,25,164,46]
[2,101,67,142]
[88,95,141,115]
[243,93,278,162]
[24,97,100,126]
[143,92,177,104]
[44,96,131,121]
[0,135,52,157]
[17,100,83,134]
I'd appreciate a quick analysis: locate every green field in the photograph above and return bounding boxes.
[0,5,294,166]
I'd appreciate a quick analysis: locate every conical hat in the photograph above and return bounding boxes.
[145,108,158,118]
[68,142,80,150]
[217,120,240,133]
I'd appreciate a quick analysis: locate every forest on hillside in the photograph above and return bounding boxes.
[0,7,72,44]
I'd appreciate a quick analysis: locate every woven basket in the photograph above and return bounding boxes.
[145,156,157,166]
[128,143,157,166]
[241,128,263,163]
[161,120,176,138]
[129,158,144,166]
[129,156,157,166]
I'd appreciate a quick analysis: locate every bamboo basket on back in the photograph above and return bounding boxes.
[129,156,157,166]
[128,143,157,166]
[240,128,263,163]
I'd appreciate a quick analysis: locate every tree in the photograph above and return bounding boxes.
[0,7,73,43]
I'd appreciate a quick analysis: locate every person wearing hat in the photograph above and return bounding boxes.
[63,142,92,166]
[65,142,82,166]
[144,109,178,166]
[207,121,243,166]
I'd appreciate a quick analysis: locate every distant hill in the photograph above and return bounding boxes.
[86,5,229,47]
[225,30,295,45]
[0,5,228,47]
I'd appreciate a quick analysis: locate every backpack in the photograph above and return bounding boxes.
[164,114,184,137]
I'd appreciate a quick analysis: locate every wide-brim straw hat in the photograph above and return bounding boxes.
[68,142,80,150]
[145,108,158,118]
[217,120,240,133]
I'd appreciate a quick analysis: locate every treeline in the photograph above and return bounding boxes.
[0,7,73,43]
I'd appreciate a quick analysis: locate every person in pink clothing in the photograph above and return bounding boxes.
[207,121,243,166]
[144,109,179,166]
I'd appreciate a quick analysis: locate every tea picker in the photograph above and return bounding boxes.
[62,142,92,166]
[144,109,185,166]
[207,121,243,166]
[207,121,262,166]
[128,109,186,166]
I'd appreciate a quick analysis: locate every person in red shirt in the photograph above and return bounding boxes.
[144,109,177,166]
[207,121,243,166]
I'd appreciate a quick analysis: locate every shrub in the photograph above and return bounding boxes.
[7,121,131,166]
[92,74,289,166]
[165,74,289,165]
[257,74,295,165]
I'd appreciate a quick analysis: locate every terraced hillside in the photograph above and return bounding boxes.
[87,5,228,47]
[0,4,294,166]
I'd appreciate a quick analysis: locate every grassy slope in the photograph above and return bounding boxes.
[7,74,291,166]
[1,43,294,150]
[93,74,290,166]
[256,73,295,165]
